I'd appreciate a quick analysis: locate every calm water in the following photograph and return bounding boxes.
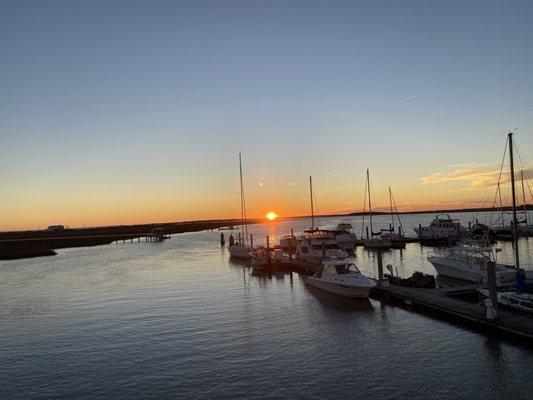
[1,212,532,399]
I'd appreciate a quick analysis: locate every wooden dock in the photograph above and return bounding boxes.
[371,283,533,344]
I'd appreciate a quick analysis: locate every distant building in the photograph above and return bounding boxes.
[47,225,65,232]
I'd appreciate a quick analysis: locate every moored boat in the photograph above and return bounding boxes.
[304,259,376,298]
[414,214,465,244]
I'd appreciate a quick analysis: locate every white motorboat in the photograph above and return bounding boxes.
[414,214,465,242]
[304,259,376,298]
[228,153,252,259]
[478,289,533,314]
[295,229,348,265]
[427,242,515,284]
[333,220,358,250]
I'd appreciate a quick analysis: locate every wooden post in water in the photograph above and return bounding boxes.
[366,226,369,240]
[486,261,499,316]
[250,234,253,248]
[377,248,384,286]
[266,235,270,250]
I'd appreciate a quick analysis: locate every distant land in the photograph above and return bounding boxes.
[0,205,531,260]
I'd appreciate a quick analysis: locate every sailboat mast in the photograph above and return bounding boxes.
[508,132,520,271]
[389,187,394,231]
[521,169,528,225]
[367,169,373,235]
[309,176,315,229]
[238,153,247,245]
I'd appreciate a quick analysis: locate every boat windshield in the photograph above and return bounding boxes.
[334,263,360,274]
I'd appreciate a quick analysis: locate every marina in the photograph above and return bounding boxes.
[2,218,532,399]
[3,1,533,398]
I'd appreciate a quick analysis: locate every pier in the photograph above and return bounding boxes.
[370,283,533,344]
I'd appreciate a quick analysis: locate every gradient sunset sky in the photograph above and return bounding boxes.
[1,0,532,230]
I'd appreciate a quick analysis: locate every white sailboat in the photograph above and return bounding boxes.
[228,153,252,259]
[478,131,533,312]
[362,170,391,249]
[380,187,405,248]
[295,176,348,264]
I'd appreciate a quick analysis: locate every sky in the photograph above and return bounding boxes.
[1,0,533,230]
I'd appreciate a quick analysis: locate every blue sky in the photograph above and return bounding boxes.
[1,0,532,229]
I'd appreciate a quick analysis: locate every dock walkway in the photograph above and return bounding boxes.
[371,283,533,343]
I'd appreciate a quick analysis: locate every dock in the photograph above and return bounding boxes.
[370,283,533,344]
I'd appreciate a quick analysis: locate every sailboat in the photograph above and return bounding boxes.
[228,153,253,259]
[295,176,348,264]
[478,131,533,311]
[380,187,406,248]
[362,169,391,249]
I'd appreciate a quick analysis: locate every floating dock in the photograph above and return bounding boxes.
[371,283,533,344]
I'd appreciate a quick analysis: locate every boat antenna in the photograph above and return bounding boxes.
[309,175,315,230]
[508,131,520,271]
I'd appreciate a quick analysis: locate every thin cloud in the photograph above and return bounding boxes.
[405,95,417,100]
[420,166,533,189]
[286,182,299,186]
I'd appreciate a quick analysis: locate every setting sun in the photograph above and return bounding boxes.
[266,211,278,221]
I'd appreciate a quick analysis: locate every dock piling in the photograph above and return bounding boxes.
[486,261,499,317]
[377,249,384,285]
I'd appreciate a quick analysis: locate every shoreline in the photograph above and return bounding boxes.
[1,204,530,261]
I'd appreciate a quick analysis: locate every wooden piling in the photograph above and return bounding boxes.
[487,261,499,315]
[377,249,384,285]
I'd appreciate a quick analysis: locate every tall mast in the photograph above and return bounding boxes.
[367,169,373,235]
[238,153,247,245]
[508,132,520,271]
[389,187,394,231]
[521,169,528,225]
[309,176,315,229]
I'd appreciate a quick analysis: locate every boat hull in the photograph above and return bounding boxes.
[304,276,374,298]
[427,256,516,283]
[228,244,252,259]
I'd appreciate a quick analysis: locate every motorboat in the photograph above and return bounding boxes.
[295,229,348,265]
[333,220,358,250]
[427,242,515,285]
[304,259,376,297]
[414,214,465,242]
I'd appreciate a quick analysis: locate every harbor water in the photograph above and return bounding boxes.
[1,212,532,399]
